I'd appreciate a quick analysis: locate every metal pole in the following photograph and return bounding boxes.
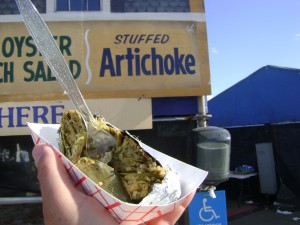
[0,196,42,205]
[197,95,209,127]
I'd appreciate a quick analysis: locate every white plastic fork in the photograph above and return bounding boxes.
[16,0,116,154]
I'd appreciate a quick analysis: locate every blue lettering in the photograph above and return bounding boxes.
[134,48,141,76]
[153,34,161,44]
[137,34,146,44]
[115,54,124,76]
[141,54,151,75]
[151,48,164,75]
[0,107,14,128]
[32,106,49,123]
[114,34,169,44]
[0,105,65,130]
[50,105,64,124]
[99,47,196,76]
[164,54,175,75]
[126,48,134,76]
[114,35,122,44]
[16,106,30,127]
[185,54,196,74]
[174,48,186,74]
[100,48,116,77]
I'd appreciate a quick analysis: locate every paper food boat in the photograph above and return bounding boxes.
[28,123,208,225]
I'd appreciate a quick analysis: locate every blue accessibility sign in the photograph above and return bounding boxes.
[188,190,228,225]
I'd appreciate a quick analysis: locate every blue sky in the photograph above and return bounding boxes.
[204,0,300,97]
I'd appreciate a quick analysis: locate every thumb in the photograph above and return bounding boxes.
[32,143,76,200]
[32,143,81,224]
[32,144,73,191]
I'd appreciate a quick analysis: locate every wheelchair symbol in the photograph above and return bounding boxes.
[199,198,220,222]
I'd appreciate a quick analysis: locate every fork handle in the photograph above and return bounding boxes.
[16,0,93,122]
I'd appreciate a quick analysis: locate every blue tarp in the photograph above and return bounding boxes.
[207,65,300,201]
[207,65,300,127]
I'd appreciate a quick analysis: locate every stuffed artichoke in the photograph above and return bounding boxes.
[59,110,166,203]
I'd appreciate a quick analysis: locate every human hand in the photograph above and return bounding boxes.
[33,143,118,225]
[33,143,195,225]
[146,191,195,225]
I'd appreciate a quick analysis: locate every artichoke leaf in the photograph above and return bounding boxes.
[76,157,130,202]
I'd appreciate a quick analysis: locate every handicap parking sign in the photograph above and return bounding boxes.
[188,190,227,225]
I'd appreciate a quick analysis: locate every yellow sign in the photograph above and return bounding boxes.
[0,98,152,136]
[0,20,210,102]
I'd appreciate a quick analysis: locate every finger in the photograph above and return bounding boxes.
[146,191,196,225]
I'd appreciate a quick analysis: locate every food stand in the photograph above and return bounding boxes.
[0,0,212,224]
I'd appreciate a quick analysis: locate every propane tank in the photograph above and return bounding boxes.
[192,126,231,186]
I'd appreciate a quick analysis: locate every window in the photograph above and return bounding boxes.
[56,0,101,11]
[111,0,190,13]
[0,0,46,15]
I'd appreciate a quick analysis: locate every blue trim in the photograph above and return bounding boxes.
[152,97,198,116]
[56,0,68,11]
[70,0,87,11]
[88,0,100,11]
[56,0,100,11]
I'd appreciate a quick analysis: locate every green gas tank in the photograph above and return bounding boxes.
[192,126,231,186]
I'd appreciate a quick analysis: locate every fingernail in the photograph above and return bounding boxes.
[32,144,45,166]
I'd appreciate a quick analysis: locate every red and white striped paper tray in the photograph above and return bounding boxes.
[28,123,208,225]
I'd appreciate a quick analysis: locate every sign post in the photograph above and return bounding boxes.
[0,0,211,135]
[188,190,228,225]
